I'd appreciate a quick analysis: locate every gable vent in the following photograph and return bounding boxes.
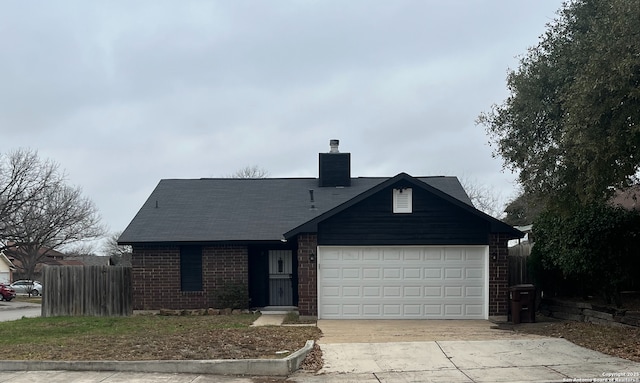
[393,188,412,213]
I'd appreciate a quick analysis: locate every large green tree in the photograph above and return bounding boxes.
[502,191,546,226]
[478,0,640,209]
[530,204,640,305]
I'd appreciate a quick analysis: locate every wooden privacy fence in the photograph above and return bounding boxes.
[42,265,133,317]
[508,242,533,286]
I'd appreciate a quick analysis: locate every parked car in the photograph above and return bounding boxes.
[0,283,16,301]
[9,280,43,296]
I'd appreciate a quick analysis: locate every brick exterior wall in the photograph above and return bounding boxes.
[295,233,510,318]
[131,244,248,310]
[131,235,509,317]
[489,233,510,316]
[296,233,318,317]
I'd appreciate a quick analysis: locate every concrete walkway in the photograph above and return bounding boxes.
[251,311,287,327]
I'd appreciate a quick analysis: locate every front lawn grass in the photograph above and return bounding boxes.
[0,313,321,361]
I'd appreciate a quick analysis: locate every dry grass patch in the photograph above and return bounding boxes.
[0,314,321,361]
[515,320,640,362]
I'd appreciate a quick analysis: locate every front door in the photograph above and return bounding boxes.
[268,250,293,306]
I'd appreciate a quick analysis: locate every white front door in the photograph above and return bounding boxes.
[268,250,293,306]
[318,246,488,319]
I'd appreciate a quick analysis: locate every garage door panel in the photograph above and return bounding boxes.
[403,268,421,279]
[444,286,463,297]
[444,248,464,261]
[404,305,422,316]
[466,286,483,297]
[424,286,442,297]
[403,286,422,297]
[424,268,442,279]
[424,248,443,260]
[363,286,381,297]
[343,249,359,261]
[322,300,486,319]
[383,268,401,279]
[383,304,401,315]
[342,286,361,297]
[363,268,381,279]
[382,249,401,261]
[425,305,443,316]
[466,268,483,279]
[342,268,360,278]
[343,305,361,315]
[363,305,381,315]
[466,305,484,316]
[323,286,340,297]
[403,248,421,261]
[319,246,487,319]
[465,250,484,261]
[383,286,402,297]
[363,249,381,260]
[322,305,340,315]
[445,305,463,316]
[444,268,463,279]
[324,268,340,279]
[323,250,341,261]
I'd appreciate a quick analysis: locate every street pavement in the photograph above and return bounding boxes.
[0,300,41,322]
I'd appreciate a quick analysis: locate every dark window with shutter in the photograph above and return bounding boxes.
[180,245,203,291]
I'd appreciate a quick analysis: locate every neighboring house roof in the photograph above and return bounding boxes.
[44,259,85,266]
[2,244,67,260]
[0,251,16,271]
[64,255,110,267]
[9,254,84,273]
[119,173,518,244]
[612,185,640,210]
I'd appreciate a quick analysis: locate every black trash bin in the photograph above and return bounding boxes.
[510,284,536,324]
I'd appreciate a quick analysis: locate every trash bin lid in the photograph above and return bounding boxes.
[509,284,536,291]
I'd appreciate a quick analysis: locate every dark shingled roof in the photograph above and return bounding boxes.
[118,175,474,244]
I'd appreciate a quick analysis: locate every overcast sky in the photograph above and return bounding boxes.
[1,1,564,254]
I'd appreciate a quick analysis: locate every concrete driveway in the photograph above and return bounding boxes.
[290,320,640,383]
[316,319,543,343]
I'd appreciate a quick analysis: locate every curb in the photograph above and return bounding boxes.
[0,303,40,311]
[0,340,315,377]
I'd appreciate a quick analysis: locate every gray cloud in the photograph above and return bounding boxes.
[0,1,562,250]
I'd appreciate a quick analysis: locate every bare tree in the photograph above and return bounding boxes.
[227,165,269,179]
[0,149,60,243]
[63,241,99,257]
[103,231,131,265]
[0,149,105,286]
[459,176,505,219]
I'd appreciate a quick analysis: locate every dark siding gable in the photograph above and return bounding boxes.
[317,183,491,246]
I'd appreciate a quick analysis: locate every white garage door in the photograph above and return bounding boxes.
[318,246,488,319]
